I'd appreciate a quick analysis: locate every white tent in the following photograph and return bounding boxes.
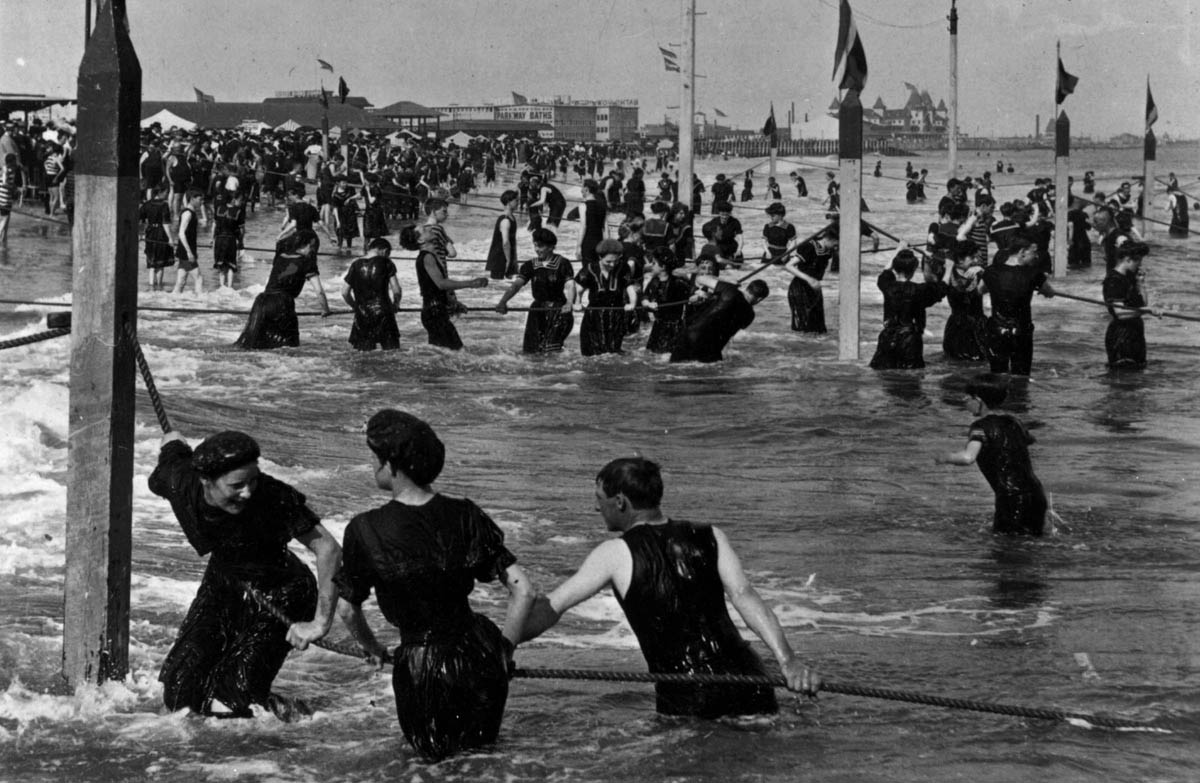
[275,119,301,132]
[141,109,196,132]
[239,120,271,134]
[442,131,474,148]
[385,129,420,146]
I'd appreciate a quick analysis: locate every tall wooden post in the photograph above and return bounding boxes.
[947,0,958,177]
[838,90,863,361]
[1053,111,1070,278]
[1141,129,1155,238]
[64,0,141,687]
[677,0,696,224]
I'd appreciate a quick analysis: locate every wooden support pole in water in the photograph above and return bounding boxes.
[63,0,141,688]
[1142,129,1156,238]
[1053,111,1069,278]
[838,90,862,362]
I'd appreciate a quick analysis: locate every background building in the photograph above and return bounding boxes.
[432,95,639,142]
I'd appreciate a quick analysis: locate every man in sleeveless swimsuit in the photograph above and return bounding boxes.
[519,457,819,718]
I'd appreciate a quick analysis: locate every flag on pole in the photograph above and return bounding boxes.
[319,84,329,110]
[713,107,727,118]
[762,104,777,143]
[338,76,350,104]
[511,91,528,105]
[903,81,918,93]
[832,0,868,92]
[660,45,680,73]
[193,87,214,104]
[317,58,334,72]
[1055,56,1078,105]
[1145,78,1158,133]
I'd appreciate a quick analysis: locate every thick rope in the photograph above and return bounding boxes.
[0,328,71,351]
[510,668,1162,731]
[123,320,173,433]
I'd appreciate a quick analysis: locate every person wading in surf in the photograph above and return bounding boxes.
[518,457,820,718]
[148,429,341,720]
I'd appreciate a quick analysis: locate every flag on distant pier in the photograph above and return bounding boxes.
[660,45,680,73]
[1055,54,1078,105]
[338,76,350,104]
[832,0,868,92]
[511,91,528,105]
[1145,78,1158,134]
[193,87,214,104]
[713,107,727,118]
[317,58,334,72]
[762,103,777,144]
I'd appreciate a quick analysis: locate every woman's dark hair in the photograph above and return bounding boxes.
[366,410,445,486]
[531,227,558,247]
[765,202,786,216]
[891,249,919,277]
[499,189,518,206]
[650,246,680,271]
[952,238,978,260]
[192,431,260,479]
[581,179,601,197]
[596,457,663,509]
[965,374,1009,409]
[398,223,422,251]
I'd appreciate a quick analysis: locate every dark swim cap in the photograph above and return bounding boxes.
[192,431,261,479]
[366,410,445,486]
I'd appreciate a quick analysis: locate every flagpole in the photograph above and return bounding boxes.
[947,0,958,177]
[677,0,696,232]
[1142,76,1156,238]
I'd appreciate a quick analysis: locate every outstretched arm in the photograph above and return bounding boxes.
[518,539,627,643]
[935,438,982,466]
[715,527,819,696]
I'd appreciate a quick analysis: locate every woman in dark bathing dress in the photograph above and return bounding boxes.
[935,375,1049,536]
[642,247,692,353]
[335,410,534,761]
[868,248,947,370]
[494,227,576,353]
[942,239,988,361]
[574,238,640,356]
[783,232,837,334]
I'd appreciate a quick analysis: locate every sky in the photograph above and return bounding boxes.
[2,0,1197,140]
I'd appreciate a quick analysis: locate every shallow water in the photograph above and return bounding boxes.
[1,145,1199,782]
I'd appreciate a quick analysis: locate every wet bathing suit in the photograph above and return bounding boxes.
[344,254,400,351]
[335,495,516,761]
[148,441,319,718]
[618,520,777,717]
[516,255,575,354]
[967,414,1047,535]
[234,249,320,349]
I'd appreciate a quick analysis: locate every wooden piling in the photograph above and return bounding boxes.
[838,90,863,361]
[1141,130,1156,238]
[63,0,141,687]
[1053,112,1069,278]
